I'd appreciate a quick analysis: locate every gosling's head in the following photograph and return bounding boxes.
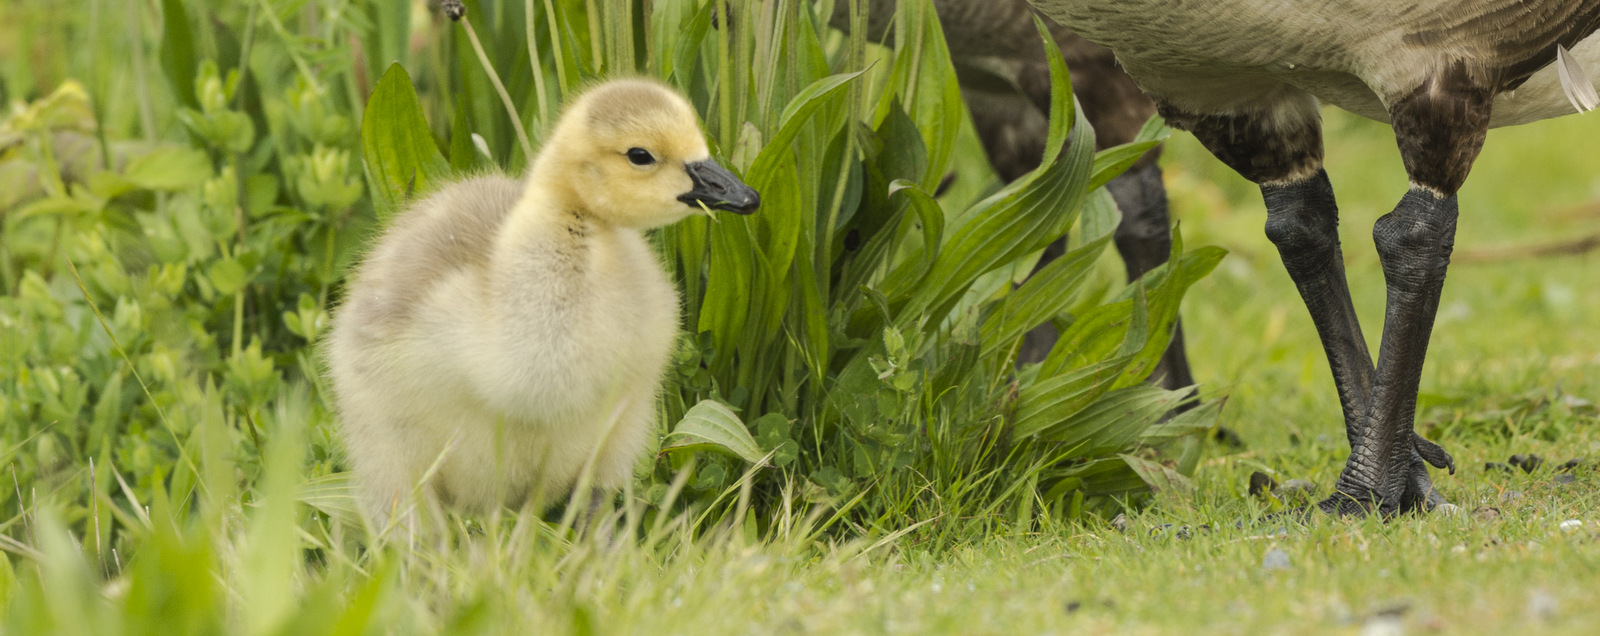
[534,78,759,228]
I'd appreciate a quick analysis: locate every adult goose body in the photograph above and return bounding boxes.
[1028,0,1600,514]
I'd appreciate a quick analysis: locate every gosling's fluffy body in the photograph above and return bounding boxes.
[327,80,728,527]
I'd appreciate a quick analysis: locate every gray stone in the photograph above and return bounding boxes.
[1262,548,1292,571]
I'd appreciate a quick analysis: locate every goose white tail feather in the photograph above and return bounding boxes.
[1557,43,1600,113]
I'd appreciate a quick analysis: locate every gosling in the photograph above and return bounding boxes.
[326,79,759,530]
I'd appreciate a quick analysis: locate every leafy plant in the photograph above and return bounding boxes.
[0,0,1223,630]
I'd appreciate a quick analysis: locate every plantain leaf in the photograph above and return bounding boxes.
[1139,399,1223,444]
[1119,453,1194,496]
[1039,385,1188,456]
[448,91,478,174]
[299,473,365,533]
[662,400,767,465]
[361,63,449,222]
[1088,140,1160,192]
[746,69,867,180]
[979,233,1112,360]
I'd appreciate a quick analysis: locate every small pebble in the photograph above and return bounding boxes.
[1262,548,1292,571]
[1110,514,1129,533]
[1360,616,1404,636]
[1526,589,1559,621]
[1560,519,1583,533]
[1472,507,1501,523]
[1433,502,1461,516]
[1064,600,1082,614]
[1555,473,1577,485]
[1500,490,1523,502]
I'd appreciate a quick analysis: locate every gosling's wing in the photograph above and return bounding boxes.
[338,174,524,338]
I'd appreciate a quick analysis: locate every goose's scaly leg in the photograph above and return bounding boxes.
[1260,170,1375,448]
[1324,73,1491,515]
[1164,94,1457,514]
[1166,100,1378,444]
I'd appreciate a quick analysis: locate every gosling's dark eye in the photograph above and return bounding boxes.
[626,147,655,166]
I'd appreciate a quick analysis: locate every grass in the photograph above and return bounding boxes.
[2,0,1600,633]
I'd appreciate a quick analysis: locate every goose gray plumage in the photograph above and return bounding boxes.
[1028,0,1600,514]
[325,79,758,530]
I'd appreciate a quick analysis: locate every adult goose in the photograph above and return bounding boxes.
[1028,0,1600,514]
[326,79,758,530]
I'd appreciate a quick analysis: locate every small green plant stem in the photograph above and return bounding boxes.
[540,0,570,100]
[125,0,157,142]
[87,0,113,170]
[585,0,604,72]
[716,2,733,147]
[234,173,247,361]
[525,0,551,127]
[254,0,322,94]
[458,16,535,162]
[320,214,338,307]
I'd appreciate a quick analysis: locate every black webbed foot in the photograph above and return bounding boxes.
[1317,440,1453,517]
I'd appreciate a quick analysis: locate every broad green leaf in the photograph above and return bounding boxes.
[1035,14,1076,168]
[448,93,478,173]
[1111,234,1227,388]
[877,104,927,187]
[1119,453,1194,496]
[1011,356,1134,440]
[746,69,866,180]
[361,63,449,221]
[898,15,1094,327]
[298,473,364,530]
[1039,280,1151,378]
[1040,385,1188,456]
[880,179,944,296]
[123,147,212,192]
[159,0,198,110]
[662,400,767,465]
[979,233,1112,360]
[1076,188,1122,248]
[208,258,251,296]
[1087,109,1169,192]
[1089,140,1161,192]
[1139,399,1223,444]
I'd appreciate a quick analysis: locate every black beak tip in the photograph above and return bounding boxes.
[680,159,761,215]
[726,190,759,214]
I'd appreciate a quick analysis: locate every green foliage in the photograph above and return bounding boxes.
[0,0,1225,631]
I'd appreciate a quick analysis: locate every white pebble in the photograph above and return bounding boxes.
[1361,616,1404,636]
[1262,548,1292,571]
[1559,519,1583,532]
[1527,589,1559,621]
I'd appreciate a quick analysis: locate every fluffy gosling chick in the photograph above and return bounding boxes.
[327,79,759,529]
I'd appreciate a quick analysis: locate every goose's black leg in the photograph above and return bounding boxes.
[1167,103,1381,454]
[1324,75,1490,515]
[1260,170,1375,450]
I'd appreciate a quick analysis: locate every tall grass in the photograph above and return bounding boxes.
[0,0,1221,630]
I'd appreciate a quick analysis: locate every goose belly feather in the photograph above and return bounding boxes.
[1030,0,1600,126]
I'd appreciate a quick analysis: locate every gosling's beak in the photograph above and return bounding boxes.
[678,160,760,214]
